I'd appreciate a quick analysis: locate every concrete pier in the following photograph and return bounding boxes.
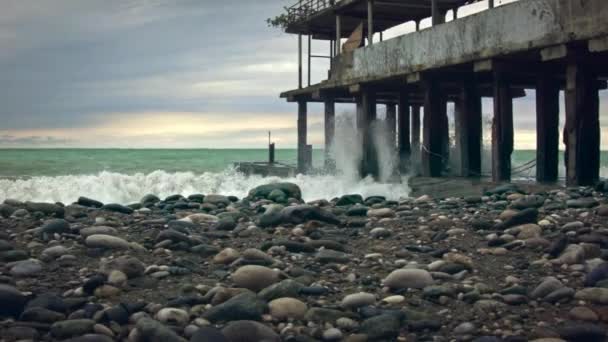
[280,0,607,184]
[324,98,336,170]
[297,100,308,173]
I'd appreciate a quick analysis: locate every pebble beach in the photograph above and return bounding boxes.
[1,180,608,341]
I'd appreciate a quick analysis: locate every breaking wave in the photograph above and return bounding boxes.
[0,168,410,205]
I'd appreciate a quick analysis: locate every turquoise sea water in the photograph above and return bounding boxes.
[0,149,605,204]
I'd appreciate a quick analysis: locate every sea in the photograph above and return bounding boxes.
[0,149,606,204]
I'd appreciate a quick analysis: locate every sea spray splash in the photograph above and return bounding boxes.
[330,112,362,181]
[371,120,398,182]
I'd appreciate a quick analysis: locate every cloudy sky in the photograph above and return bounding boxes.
[0,0,606,149]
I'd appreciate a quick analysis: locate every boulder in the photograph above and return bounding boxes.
[383,269,434,289]
[249,183,302,201]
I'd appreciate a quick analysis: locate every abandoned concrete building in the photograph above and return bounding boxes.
[277,0,608,186]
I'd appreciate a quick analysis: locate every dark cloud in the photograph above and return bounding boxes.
[0,0,606,148]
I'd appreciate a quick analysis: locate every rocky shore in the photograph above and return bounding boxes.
[1,180,608,341]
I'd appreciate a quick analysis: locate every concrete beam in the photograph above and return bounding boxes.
[589,36,608,52]
[540,44,568,61]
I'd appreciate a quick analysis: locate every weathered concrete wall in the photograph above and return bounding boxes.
[330,0,608,84]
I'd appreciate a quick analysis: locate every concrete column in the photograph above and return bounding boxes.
[324,98,336,171]
[492,72,514,182]
[386,104,397,149]
[536,74,560,183]
[422,79,448,177]
[367,1,374,45]
[458,79,482,177]
[564,60,600,186]
[411,105,421,174]
[398,92,411,172]
[431,0,445,25]
[488,0,495,9]
[298,34,303,89]
[336,15,341,55]
[356,90,379,178]
[297,100,308,173]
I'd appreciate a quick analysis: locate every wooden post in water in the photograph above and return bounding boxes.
[535,73,559,183]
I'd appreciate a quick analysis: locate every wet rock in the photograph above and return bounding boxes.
[141,194,161,206]
[189,326,228,342]
[360,314,402,340]
[280,205,340,225]
[557,322,606,342]
[50,319,96,339]
[0,284,28,317]
[77,197,103,208]
[258,204,284,227]
[305,308,351,322]
[204,194,230,206]
[41,218,71,235]
[249,182,302,201]
[156,308,190,326]
[383,269,434,289]
[584,262,608,287]
[530,277,564,299]
[341,292,376,309]
[213,248,240,264]
[323,328,343,341]
[135,317,187,342]
[221,320,280,342]
[367,208,395,218]
[574,288,608,304]
[496,208,538,230]
[203,292,267,322]
[100,256,145,278]
[516,224,542,239]
[85,234,130,249]
[232,265,280,292]
[567,198,599,209]
[569,306,599,321]
[315,249,349,264]
[20,307,66,323]
[101,203,134,214]
[268,297,308,320]
[336,194,364,206]
[10,259,43,277]
[26,202,64,217]
[80,226,118,237]
[258,279,304,301]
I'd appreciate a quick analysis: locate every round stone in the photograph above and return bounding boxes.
[268,297,307,320]
[156,308,190,326]
[213,248,240,265]
[383,269,434,289]
[232,265,280,292]
[341,292,376,309]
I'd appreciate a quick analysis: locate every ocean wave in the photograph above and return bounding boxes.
[0,168,410,205]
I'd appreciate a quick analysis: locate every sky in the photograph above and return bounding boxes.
[0,0,606,149]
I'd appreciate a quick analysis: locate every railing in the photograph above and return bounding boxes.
[287,0,337,25]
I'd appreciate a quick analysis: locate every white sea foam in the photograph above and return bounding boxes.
[0,169,410,205]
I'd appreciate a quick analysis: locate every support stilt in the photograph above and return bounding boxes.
[564,58,600,186]
[356,90,379,178]
[398,92,411,173]
[422,79,448,177]
[297,100,308,173]
[457,79,482,177]
[324,98,336,171]
[536,73,560,183]
[492,71,514,182]
[386,104,397,149]
[411,105,421,175]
